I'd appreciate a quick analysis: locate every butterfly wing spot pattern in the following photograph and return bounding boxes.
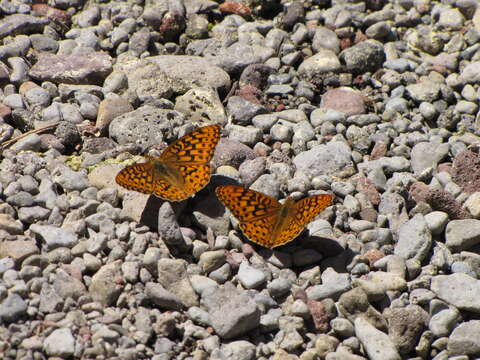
[216,185,334,248]
[115,124,221,201]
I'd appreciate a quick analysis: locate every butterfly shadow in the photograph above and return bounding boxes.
[195,174,240,217]
[139,195,187,231]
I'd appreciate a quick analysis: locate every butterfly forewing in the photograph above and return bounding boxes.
[161,124,221,164]
[215,185,281,222]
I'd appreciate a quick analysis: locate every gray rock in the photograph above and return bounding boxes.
[429,307,461,337]
[39,283,63,313]
[298,49,342,79]
[89,261,123,306]
[424,211,448,235]
[212,138,257,168]
[109,105,185,151]
[147,55,231,96]
[339,40,385,74]
[330,318,355,338]
[53,269,86,300]
[30,224,78,250]
[394,214,432,262]
[206,43,274,74]
[0,14,49,38]
[18,206,50,224]
[209,263,231,284]
[237,261,267,289]
[43,328,75,357]
[384,305,429,355]
[201,282,260,339]
[312,26,340,53]
[306,268,351,300]
[405,80,441,103]
[267,277,291,298]
[25,86,51,107]
[174,87,227,126]
[355,316,401,360]
[199,250,226,273]
[220,340,256,360]
[145,282,184,310]
[431,273,480,312]
[0,293,27,323]
[250,174,281,199]
[448,320,480,356]
[227,124,263,147]
[352,272,407,301]
[157,258,199,307]
[157,202,183,246]
[270,123,293,142]
[438,8,465,30]
[189,275,218,296]
[445,219,480,252]
[227,96,267,125]
[51,165,89,192]
[120,261,138,283]
[239,157,266,186]
[459,61,480,84]
[188,306,210,326]
[293,141,354,178]
[10,133,42,152]
[411,142,449,175]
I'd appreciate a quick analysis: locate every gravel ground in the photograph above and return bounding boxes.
[1,0,480,359]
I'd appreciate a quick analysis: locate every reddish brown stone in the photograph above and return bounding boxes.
[320,88,366,116]
[409,181,469,220]
[370,141,387,160]
[31,4,70,23]
[29,52,112,85]
[219,2,251,18]
[356,177,381,206]
[437,162,453,175]
[0,103,12,121]
[235,84,264,105]
[158,12,185,43]
[18,81,39,95]
[363,249,385,266]
[452,150,480,194]
[307,299,329,333]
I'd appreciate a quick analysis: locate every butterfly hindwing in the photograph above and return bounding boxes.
[292,194,334,227]
[115,161,155,194]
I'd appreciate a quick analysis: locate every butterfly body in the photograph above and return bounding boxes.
[116,124,221,201]
[216,185,333,248]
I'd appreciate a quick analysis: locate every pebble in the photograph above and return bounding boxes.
[354,316,401,360]
[445,219,480,252]
[43,328,76,357]
[306,268,351,300]
[237,261,267,289]
[431,273,480,313]
[201,282,260,339]
[447,320,480,356]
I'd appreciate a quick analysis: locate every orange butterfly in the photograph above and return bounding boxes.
[116,124,221,201]
[216,185,333,248]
